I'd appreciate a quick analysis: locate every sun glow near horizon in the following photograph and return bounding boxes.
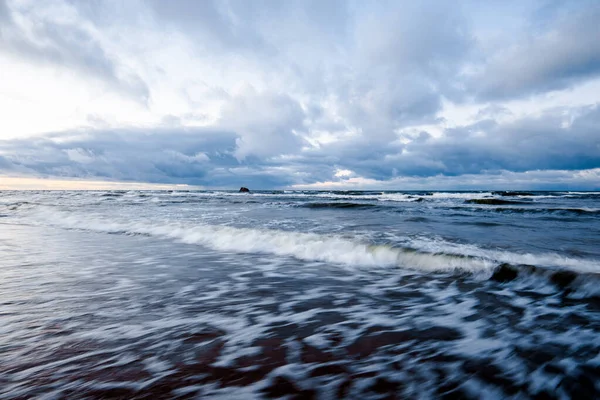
[0,176,196,190]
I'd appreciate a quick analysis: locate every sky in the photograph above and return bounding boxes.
[0,0,599,190]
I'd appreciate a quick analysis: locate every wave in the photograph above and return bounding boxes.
[492,207,600,215]
[100,193,124,198]
[26,210,600,275]
[446,205,600,216]
[463,221,504,227]
[301,202,380,209]
[109,191,487,203]
[566,191,600,196]
[464,199,528,205]
[548,207,600,215]
[492,191,535,197]
[427,192,493,199]
[30,211,494,273]
[0,201,36,210]
[407,237,600,273]
[84,190,600,204]
[330,190,383,196]
[404,217,430,222]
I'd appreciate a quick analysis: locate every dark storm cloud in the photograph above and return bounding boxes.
[316,104,600,181]
[0,128,234,185]
[252,104,600,185]
[1,104,599,188]
[0,127,309,188]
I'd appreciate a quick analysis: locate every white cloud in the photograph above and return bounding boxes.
[334,169,354,178]
[0,0,599,188]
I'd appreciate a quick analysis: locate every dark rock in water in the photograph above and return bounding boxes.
[465,198,523,205]
[239,187,250,193]
[413,197,425,202]
[491,263,519,282]
[550,270,577,289]
[492,191,535,196]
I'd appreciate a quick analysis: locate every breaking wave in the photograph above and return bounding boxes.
[27,210,493,273]
[464,199,528,205]
[406,236,600,273]
[300,202,380,209]
[26,210,600,275]
[490,207,600,215]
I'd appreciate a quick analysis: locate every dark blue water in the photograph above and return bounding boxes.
[1,190,599,398]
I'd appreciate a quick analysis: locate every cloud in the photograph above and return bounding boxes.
[302,104,600,182]
[2,103,598,189]
[0,126,311,188]
[470,3,600,99]
[0,0,9,22]
[317,1,473,140]
[148,0,473,140]
[0,128,233,184]
[1,0,600,189]
[0,0,149,102]
[292,168,600,191]
[217,87,307,160]
[403,105,600,175]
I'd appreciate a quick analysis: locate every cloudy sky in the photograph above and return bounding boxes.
[1,0,599,189]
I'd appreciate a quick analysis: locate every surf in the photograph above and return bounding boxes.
[25,208,600,275]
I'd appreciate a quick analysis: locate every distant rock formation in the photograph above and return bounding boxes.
[239,187,250,193]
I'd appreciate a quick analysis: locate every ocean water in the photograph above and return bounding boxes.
[0,190,599,399]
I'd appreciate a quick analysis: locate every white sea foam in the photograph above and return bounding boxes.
[146,191,491,203]
[409,237,600,273]
[568,207,600,212]
[377,193,417,202]
[23,206,600,274]
[426,192,493,199]
[31,210,493,273]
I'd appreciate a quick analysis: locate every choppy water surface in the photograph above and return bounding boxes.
[1,190,599,399]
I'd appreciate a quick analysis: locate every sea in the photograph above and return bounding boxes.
[0,189,599,399]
